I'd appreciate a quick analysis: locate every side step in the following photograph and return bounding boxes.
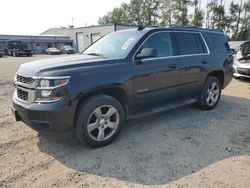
[127,98,197,120]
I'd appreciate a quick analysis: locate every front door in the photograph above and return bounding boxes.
[132,32,181,109]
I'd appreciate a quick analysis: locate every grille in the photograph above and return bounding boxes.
[17,88,28,101]
[16,75,35,84]
[237,68,250,76]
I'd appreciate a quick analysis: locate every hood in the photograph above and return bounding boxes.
[17,54,113,76]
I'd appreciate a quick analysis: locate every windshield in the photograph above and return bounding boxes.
[83,31,142,59]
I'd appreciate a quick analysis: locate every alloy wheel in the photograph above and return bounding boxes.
[87,105,119,141]
[206,82,220,106]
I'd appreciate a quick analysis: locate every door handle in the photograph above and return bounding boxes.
[168,64,178,69]
[201,61,208,64]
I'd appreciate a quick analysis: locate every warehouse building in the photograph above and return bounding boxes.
[42,24,137,53]
[0,34,72,54]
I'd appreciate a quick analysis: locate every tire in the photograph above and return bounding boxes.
[75,95,125,148]
[197,76,222,110]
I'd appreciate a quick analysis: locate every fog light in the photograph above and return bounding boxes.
[41,90,52,97]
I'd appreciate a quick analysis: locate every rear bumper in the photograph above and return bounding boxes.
[12,95,75,132]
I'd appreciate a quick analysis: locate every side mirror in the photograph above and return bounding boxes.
[135,48,157,61]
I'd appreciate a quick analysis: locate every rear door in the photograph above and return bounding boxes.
[174,32,211,97]
[132,31,181,109]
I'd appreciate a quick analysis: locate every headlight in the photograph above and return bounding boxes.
[35,76,70,103]
[37,78,69,89]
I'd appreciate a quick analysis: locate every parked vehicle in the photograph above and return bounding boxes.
[61,45,75,54]
[12,26,233,147]
[45,47,61,55]
[229,41,246,54]
[6,41,33,57]
[233,41,250,79]
[0,49,3,57]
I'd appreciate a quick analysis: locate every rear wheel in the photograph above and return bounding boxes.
[75,95,125,148]
[197,76,221,110]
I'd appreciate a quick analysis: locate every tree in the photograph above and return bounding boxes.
[159,0,173,25]
[141,0,161,26]
[97,0,250,40]
[191,0,204,27]
[98,0,160,26]
[127,0,143,25]
[172,0,190,26]
[229,0,247,40]
[213,0,226,31]
[239,0,250,39]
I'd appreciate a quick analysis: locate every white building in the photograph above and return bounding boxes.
[41,24,137,53]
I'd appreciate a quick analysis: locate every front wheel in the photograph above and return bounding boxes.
[197,76,222,110]
[75,95,125,148]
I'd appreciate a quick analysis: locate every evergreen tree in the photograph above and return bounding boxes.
[191,0,204,27]
[172,0,190,26]
[97,0,250,40]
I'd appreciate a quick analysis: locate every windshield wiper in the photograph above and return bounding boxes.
[85,53,106,58]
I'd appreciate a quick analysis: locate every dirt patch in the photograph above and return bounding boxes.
[231,131,250,147]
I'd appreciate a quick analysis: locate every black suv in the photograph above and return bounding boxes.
[12,26,233,147]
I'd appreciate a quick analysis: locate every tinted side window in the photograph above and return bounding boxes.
[207,33,230,53]
[196,34,208,53]
[175,33,201,55]
[141,32,173,57]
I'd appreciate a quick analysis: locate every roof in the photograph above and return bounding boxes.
[0,34,70,38]
[41,24,138,35]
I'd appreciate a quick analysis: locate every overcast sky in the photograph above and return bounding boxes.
[0,0,242,35]
[0,0,130,35]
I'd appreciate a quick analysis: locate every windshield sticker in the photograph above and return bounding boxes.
[122,38,134,50]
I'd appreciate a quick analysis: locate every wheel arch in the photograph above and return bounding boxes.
[75,86,128,118]
[206,70,225,87]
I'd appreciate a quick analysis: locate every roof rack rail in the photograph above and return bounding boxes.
[168,25,220,32]
[137,25,145,31]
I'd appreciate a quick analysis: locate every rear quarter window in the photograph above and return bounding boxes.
[175,32,207,55]
[207,33,230,53]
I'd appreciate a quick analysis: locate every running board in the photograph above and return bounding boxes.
[127,98,197,120]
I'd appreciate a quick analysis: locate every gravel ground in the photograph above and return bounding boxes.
[0,55,250,188]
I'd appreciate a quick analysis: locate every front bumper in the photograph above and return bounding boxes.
[12,95,75,132]
[233,64,250,78]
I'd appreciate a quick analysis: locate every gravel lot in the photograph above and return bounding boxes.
[0,55,250,188]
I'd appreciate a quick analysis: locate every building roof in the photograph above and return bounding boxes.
[41,24,138,35]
